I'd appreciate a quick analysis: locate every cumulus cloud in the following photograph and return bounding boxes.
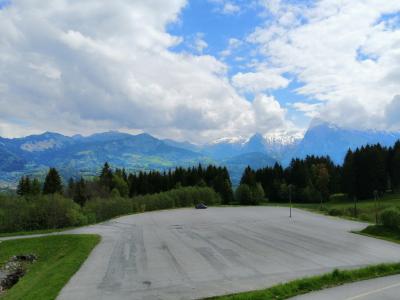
[385,95,400,129]
[219,38,242,58]
[250,0,400,131]
[192,33,208,53]
[232,69,289,93]
[222,2,240,15]
[209,0,241,15]
[291,102,322,118]
[0,0,297,142]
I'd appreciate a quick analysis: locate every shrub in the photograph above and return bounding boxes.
[359,213,370,222]
[328,208,343,216]
[235,184,252,205]
[84,196,134,223]
[329,193,348,202]
[380,208,400,230]
[251,183,265,205]
[0,186,221,233]
[0,194,89,233]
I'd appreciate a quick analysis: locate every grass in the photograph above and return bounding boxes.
[0,234,100,300]
[206,263,400,300]
[0,227,77,238]
[268,193,400,223]
[357,225,400,244]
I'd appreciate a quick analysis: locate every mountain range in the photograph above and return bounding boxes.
[1,122,400,187]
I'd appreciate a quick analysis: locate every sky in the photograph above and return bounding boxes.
[0,0,399,143]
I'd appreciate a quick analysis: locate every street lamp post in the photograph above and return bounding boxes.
[374,190,378,225]
[289,184,292,218]
[354,196,357,218]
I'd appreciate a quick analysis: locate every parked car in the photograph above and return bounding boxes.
[195,203,207,209]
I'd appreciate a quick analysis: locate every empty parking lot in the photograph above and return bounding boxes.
[57,207,400,300]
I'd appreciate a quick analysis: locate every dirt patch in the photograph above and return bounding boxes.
[0,254,37,294]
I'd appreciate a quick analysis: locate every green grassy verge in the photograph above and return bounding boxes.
[268,193,400,223]
[0,234,100,300]
[0,227,77,238]
[357,225,400,244]
[206,263,400,300]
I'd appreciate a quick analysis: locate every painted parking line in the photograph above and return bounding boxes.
[346,281,400,300]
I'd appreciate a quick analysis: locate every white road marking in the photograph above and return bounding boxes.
[346,281,400,300]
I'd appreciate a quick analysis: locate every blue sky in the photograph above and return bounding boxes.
[168,0,315,129]
[0,1,400,142]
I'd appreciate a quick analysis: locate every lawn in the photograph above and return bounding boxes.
[0,234,100,300]
[269,193,400,223]
[0,228,77,238]
[357,225,400,244]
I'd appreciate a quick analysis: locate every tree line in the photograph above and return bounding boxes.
[17,163,234,205]
[239,141,400,203]
[342,142,400,199]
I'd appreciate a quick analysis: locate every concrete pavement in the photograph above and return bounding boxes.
[49,207,400,300]
[291,274,400,300]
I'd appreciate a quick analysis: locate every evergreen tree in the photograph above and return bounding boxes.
[240,166,256,186]
[342,149,356,197]
[66,178,75,198]
[100,162,114,191]
[17,176,31,196]
[74,178,88,206]
[43,168,63,195]
[390,141,400,191]
[31,178,41,196]
[235,184,252,205]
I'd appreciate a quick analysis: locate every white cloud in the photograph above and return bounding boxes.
[252,94,286,130]
[232,69,289,93]
[291,102,322,118]
[385,95,400,129]
[209,0,241,15]
[192,33,208,53]
[222,2,240,15]
[250,0,400,130]
[220,37,242,57]
[0,0,297,142]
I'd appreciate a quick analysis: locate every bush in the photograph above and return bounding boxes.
[235,184,252,205]
[329,193,348,202]
[0,194,88,233]
[132,186,220,212]
[84,196,134,223]
[359,213,370,222]
[0,186,221,233]
[235,183,265,205]
[380,208,400,230]
[328,208,343,216]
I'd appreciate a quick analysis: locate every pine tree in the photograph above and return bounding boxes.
[100,162,113,191]
[390,141,400,191]
[240,166,256,186]
[67,178,75,198]
[31,178,41,195]
[342,149,356,197]
[17,176,27,196]
[74,178,88,206]
[43,168,63,195]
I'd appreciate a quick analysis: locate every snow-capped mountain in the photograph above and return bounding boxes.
[288,122,400,165]
[1,121,400,187]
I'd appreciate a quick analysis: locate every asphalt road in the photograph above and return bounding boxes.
[291,274,400,300]
[41,207,400,300]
